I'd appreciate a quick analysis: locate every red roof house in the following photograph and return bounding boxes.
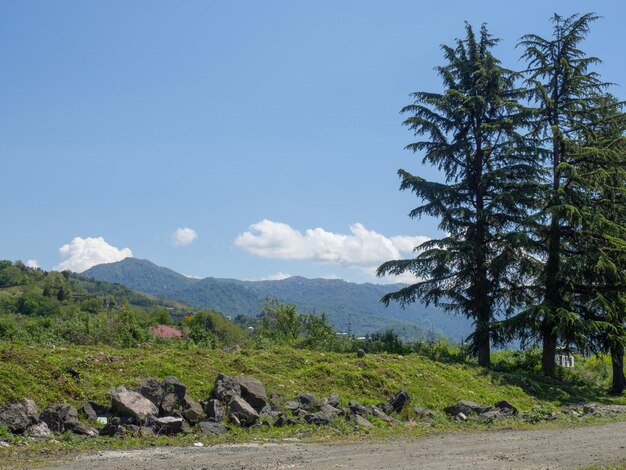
[149,324,185,339]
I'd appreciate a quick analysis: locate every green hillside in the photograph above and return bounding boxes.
[0,260,246,348]
[83,258,472,339]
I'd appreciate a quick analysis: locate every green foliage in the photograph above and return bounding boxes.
[0,261,247,349]
[378,23,538,367]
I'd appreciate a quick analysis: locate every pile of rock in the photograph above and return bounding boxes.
[444,399,518,421]
[0,399,98,438]
[7,373,535,441]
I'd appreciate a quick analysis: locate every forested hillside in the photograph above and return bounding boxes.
[83,258,472,339]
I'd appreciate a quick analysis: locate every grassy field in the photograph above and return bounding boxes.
[1,341,624,412]
[2,341,626,467]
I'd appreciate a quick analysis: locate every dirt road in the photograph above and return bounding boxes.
[38,421,626,470]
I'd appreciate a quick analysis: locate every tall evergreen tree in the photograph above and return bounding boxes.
[377,24,538,366]
[569,94,626,392]
[507,13,609,376]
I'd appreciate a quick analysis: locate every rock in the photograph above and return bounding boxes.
[27,422,52,438]
[182,395,205,423]
[354,415,372,428]
[161,376,186,403]
[389,390,411,413]
[150,416,183,435]
[296,393,319,411]
[494,400,518,415]
[455,412,468,421]
[72,422,99,436]
[377,402,394,415]
[284,400,300,412]
[20,399,39,424]
[80,401,109,421]
[136,378,164,407]
[223,345,241,353]
[274,415,298,427]
[229,396,259,426]
[320,403,342,418]
[444,400,490,417]
[326,392,340,408]
[160,393,179,416]
[120,424,155,437]
[583,403,626,415]
[110,387,159,422]
[304,412,332,425]
[203,399,226,422]
[371,406,395,423]
[414,407,435,419]
[200,421,228,435]
[213,374,241,402]
[357,349,365,358]
[40,404,80,434]
[0,401,35,434]
[480,410,504,420]
[234,376,268,411]
[349,400,372,417]
[181,420,193,434]
[99,417,122,436]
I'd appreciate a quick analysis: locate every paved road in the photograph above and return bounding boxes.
[40,421,626,470]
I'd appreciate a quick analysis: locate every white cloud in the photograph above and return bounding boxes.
[261,272,292,281]
[55,237,133,273]
[26,259,39,268]
[172,227,198,247]
[234,219,429,281]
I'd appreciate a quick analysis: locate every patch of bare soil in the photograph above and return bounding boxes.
[36,421,626,470]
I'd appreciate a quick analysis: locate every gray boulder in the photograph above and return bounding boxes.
[110,386,159,422]
[150,416,183,435]
[229,395,259,426]
[444,400,490,417]
[203,399,225,422]
[320,403,342,418]
[120,424,155,437]
[284,400,300,412]
[72,422,99,436]
[234,376,268,411]
[40,404,80,434]
[136,378,164,407]
[200,421,228,435]
[159,393,179,416]
[80,401,109,421]
[182,395,205,423]
[213,374,241,402]
[161,376,186,402]
[325,392,340,408]
[296,393,319,411]
[0,400,38,434]
[371,406,395,423]
[349,400,372,417]
[495,400,518,415]
[27,422,52,438]
[354,415,372,428]
[304,412,332,425]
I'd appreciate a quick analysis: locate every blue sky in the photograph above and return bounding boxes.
[2,1,624,283]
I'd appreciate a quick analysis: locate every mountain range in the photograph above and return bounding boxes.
[83,258,472,340]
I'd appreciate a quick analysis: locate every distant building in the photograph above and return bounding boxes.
[149,324,185,339]
[555,349,575,368]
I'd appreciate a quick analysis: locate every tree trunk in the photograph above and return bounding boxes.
[476,317,491,367]
[610,343,625,394]
[541,324,557,377]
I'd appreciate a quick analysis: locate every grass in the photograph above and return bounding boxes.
[1,341,626,467]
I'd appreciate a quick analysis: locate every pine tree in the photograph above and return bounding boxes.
[509,13,609,376]
[377,24,538,366]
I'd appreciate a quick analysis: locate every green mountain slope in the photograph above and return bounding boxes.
[83,258,472,339]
